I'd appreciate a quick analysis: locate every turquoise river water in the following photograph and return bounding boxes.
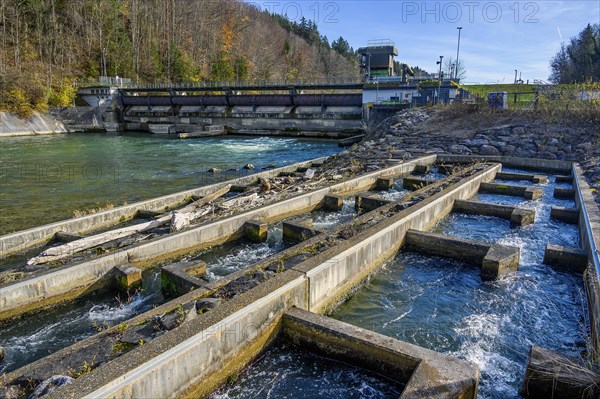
[0,133,339,235]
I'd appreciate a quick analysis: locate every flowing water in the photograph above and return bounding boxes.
[209,341,403,399]
[331,171,587,398]
[0,226,286,372]
[186,224,285,281]
[0,270,163,373]
[0,133,339,234]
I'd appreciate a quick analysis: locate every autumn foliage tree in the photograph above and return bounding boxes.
[0,0,358,117]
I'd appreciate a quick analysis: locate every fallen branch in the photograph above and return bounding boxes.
[27,216,171,265]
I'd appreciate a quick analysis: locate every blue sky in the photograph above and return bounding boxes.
[247,0,599,83]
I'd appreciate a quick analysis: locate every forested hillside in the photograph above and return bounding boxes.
[0,0,358,117]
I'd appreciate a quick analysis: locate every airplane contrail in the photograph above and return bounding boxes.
[557,25,564,43]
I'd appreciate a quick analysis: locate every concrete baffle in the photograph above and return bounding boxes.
[355,195,391,212]
[282,220,322,242]
[413,164,431,174]
[114,265,143,293]
[403,176,433,191]
[323,195,344,212]
[481,245,521,281]
[543,244,588,273]
[375,177,394,191]
[520,346,599,399]
[453,200,535,226]
[496,171,548,183]
[405,230,520,280]
[553,187,576,199]
[161,261,207,296]
[555,175,573,183]
[550,206,579,224]
[479,183,542,200]
[244,220,269,242]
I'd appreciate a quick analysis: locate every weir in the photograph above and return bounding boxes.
[0,154,598,399]
[111,82,365,136]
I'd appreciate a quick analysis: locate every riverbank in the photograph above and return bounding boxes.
[353,107,600,207]
[0,112,67,137]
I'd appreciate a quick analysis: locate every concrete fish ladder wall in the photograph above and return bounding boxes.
[48,163,499,399]
[0,156,436,321]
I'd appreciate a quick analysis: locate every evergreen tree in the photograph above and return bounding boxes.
[550,24,600,83]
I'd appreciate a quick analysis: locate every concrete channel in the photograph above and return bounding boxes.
[1,154,598,399]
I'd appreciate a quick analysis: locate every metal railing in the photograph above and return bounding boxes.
[116,77,363,90]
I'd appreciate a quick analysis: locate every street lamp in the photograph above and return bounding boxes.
[436,56,444,105]
[455,27,462,80]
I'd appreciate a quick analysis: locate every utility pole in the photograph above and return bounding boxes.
[455,27,462,80]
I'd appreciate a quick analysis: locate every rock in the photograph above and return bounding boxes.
[512,126,526,135]
[0,345,4,364]
[449,144,471,155]
[548,138,559,145]
[157,302,198,330]
[15,336,116,386]
[27,376,74,399]
[196,298,222,313]
[156,312,182,331]
[264,164,276,169]
[0,385,24,399]
[303,169,316,179]
[462,139,489,147]
[576,142,592,151]
[259,178,271,192]
[252,270,272,283]
[538,151,558,160]
[479,145,500,156]
[500,145,516,156]
[119,323,156,345]
[243,163,255,170]
[207,168,221,173]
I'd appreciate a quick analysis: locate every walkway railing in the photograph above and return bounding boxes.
[117,77,363,90]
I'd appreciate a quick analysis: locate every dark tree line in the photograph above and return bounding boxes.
[272,14,355,60]
[550,24,600,84]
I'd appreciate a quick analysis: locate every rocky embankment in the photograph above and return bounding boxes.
[347,108,600,207]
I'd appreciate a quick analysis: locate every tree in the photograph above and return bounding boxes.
[549,24,600,84]
[443,57,466,81]
[331,36,353,59]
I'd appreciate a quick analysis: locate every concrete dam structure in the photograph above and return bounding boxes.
[111,81,365,138]
[0,152,599,398]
